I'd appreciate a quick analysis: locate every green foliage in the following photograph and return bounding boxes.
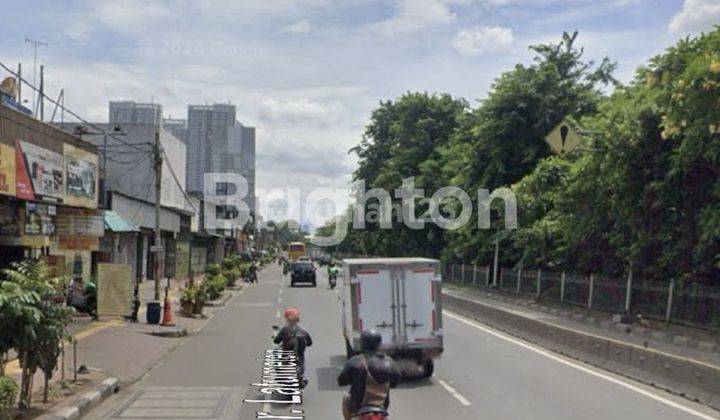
[205,263,222,277]
[204,275,227,301]
[332,28,720,283]
[0,260,74,407]
[0,376,18,412]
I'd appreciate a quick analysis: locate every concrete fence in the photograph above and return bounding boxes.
[444,264,720,332]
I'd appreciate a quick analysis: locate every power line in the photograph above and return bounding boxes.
[0,59,150,155]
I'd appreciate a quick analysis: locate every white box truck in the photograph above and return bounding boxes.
[340,258,443,377]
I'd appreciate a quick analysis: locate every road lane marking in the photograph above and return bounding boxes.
[437,379,472,406]
[276,309,281,319]
[444,310,718,420]
[278,297,283,303]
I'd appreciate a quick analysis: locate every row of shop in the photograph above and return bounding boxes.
[0,102,244,286]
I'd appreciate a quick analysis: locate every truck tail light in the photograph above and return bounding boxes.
[430,282,435,302]
[432,310,436,331]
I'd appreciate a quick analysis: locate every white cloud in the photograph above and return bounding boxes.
[366,0,456,36]
[89,1,173,35]
[669,0,720,36]
[284,19,313,34]
[258,98,346,127]
[451,26,514,56]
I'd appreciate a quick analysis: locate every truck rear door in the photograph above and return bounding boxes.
[399,266,437,344]
[354,265,396,347]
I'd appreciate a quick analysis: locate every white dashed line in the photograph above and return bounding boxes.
[445,310,718,420]
[437,379,472,406]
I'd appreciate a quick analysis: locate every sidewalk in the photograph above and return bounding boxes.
[445,284,720,366]
[5,274,242,419]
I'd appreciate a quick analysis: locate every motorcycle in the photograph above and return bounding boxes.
[357,407,388,420]
[247,270,258,283]
[329,273,337,289]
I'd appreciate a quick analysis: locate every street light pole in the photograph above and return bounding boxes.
[154,130,163,301]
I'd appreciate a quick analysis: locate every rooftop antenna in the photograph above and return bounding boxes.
[25,37,48,117]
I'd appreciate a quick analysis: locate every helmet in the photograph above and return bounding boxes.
[284,307,300,322]
[360,329,382,352]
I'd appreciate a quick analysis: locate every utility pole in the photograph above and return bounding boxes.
[39,65,44,121]
[25,38,47,117]
[153,130,163,300]
[16,63,22,104]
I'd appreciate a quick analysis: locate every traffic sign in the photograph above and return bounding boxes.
[545,119,582,154]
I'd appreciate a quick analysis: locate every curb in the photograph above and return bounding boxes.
[44,377,119,420]
[205,292,233,307]
[151,327,188,338]
[443,291,720,410]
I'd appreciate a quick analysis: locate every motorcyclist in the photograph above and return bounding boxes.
[248,260,258,283]
[338,330,401,420]
[273,307,313,388]
[327,263,339,286]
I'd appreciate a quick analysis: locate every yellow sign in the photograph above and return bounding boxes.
[545,119,583,154]
[0,144,16,197]
[97,263,133,317]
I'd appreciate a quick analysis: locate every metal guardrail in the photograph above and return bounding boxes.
[444,264,720,331]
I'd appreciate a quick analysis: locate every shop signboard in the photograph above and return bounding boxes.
[18,140,64,201]
[0,143,16,197]
[56,208,103,236]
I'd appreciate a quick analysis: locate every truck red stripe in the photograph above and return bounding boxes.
[356,269,379,275]
[412,267,435,273]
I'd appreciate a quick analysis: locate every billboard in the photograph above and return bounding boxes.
[19,140,64,201]
[0,143,15,197]
[63,144,98,208]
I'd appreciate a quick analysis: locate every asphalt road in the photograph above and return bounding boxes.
[85,264,720,420]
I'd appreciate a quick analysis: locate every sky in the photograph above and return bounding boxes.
[2,0,719,224]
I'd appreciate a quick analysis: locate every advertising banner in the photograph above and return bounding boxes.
[24,202,55,236]
[63,144,98,209]
[19,140,64,201]
[0,143,16,197]
[97,263,133,317]
[56,207,103,236]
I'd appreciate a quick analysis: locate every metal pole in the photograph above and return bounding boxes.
[588,274,595,310]
[16,62,21,104]
[536,269,542,298]
[665,278,675,323]
[625,269,633,313]
[485,266,490,287]
[461,264,465,284]
[154,130,163,301]
[472,263,477,285]
[516,266,522,293]
[492,240,499,287]
[451,264,456,283]
[102,134,108,209]
[73,340,77,382]
[560,271,566,302]
[39,65,44,121]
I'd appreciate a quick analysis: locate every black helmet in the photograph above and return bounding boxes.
[360,329,382,352]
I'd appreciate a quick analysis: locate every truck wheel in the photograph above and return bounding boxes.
[422,359,434,378]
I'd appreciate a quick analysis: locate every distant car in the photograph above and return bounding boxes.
[290,261,316,287]
[298,256,312,262]
[318,255,332,266]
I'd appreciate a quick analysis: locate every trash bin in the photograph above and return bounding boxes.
[146,301,162,324]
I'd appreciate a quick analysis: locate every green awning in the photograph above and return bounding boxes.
[104,210,139,233]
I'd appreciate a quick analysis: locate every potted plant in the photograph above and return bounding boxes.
[193,284,207,315]
[179,286,197,317]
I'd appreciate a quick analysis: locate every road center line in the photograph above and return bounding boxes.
[444,310,717,420]
[437,379,472,406]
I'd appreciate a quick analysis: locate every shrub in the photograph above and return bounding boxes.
[0,376,17,413]
[205,264,222,277]
[204,275,227,301]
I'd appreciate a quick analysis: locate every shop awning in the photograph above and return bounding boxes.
[104,210,139,233]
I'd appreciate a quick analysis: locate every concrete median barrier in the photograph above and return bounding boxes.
[443,292,720,411]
